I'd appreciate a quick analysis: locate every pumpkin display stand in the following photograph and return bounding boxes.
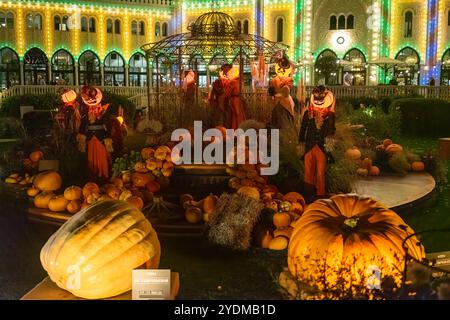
[21,273,180,300]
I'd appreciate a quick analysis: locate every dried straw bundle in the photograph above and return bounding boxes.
[207,193,263,250]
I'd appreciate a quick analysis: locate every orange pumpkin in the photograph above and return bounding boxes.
[284,192,305,206]
[273,212,291,228]
[82,182,100,198]
[66,200,81,214]
[27,186,40,197]
[356,168,369,177]
[141,147,155,160]
[370,166,381,176]
[361,158,373,171]
[185,206,202,224]
[48,195,70,212]
[203,194,218,214]
[64,186,83,201]
[345,147,361,160]
[274,227,293,239]
[411,161,425,172]
[269,237,288,250]
[383,139,393,148]
[34,192,55,209]
[146,159,158,171]
[111,178,124,188]
[30,150,44,162]
[132,172,153,188]
[237,186,260,200]
[261,231,273,249]
[126,196,144,210]
[33,171,62,192]
[104,184,121,199]
[288,194,425,291]
[385,143,403,155]
[134,162,148,173]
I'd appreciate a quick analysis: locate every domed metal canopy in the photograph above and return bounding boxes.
[141,11,288,63]
[188,11,239,37]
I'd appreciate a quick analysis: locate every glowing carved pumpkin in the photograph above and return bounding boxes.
[40,200,161,299]
[288,194,425,290]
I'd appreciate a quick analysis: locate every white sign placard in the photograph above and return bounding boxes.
[132,269,171,300]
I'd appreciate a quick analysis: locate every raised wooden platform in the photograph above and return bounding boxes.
[353,172,436,210]
[21,273,180,300]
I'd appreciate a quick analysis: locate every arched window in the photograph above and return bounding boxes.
[441,49,450,85]
[54,15,61,30]
[155,22,161,37]
[89,17,96,32]
[405,11,413,38]
[106,19,113,33]
[0,12,5,29]
[347,14,354,29]
[0,47,20,89]
[114,19,121,34]
[32,14,42,30]
[338,15,346,29]
[343,48,366,85]
[330,15,337,30]
[162,22,168,36]
[276,17,284,42]
[62,15,69,31]
[448,10,450,26]
[104,51,125,86]
[26,13,33,29]
[236,20,242,33]
[394,47,420,85]
[314,49,339,85]
[129,53,147,86]
[139,21,145,35]
[6,12,14,29]
[78,50,101,85]
[243,20,249,34]
[131,20,138,35]
[81,17,88,32]
[51,49,75,85]
[23,48,48,85]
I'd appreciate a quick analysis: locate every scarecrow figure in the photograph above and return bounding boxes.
[182,70,196,108]
[209,74,227,127]
[219,63,246,129]
[77,86,114,180]
[55,89,81,137]
[298,85,336,198]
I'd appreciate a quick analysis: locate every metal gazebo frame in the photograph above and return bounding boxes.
[141,11,288,117]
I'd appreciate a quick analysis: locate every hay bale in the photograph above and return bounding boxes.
[207,193,263,250]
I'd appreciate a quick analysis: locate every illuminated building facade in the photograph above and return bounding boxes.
[0,0,449,88]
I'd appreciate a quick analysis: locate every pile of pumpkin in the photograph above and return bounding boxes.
[4,173,35,186]
[117,145,175,194]
[3,150,45,185]
[180,193,218,224]
[255,189,306,251]
[345,146,381,177]
[27,170,152,214]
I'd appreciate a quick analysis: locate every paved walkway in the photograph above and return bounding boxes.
[352,172,436,210]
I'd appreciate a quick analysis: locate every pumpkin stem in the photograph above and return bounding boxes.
[343,218,358,228]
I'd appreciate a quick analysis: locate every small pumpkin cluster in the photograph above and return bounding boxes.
[257,190,306,251]
[376,139,425,173]
[345,146,380,177]
[181,193,218,224]
[22,150,44,172]
[227,163,269,193]
[4,172,35,185]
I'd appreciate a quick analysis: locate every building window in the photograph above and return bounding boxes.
[54,15,60,30]
[330,15,337,30]
[129,53,147,86]
[162,22,168,36]
[338,15,346,29]
[51,49,75,85]
[24,47,48,85]
[405,11,413,38]
[448,10,450,26]
[81,17,88,32]
[79,50,101,86]
[0,47,20,89]
[155,22,160,37]
[27,13,42,30]
[131,20,138,35]
[104,51,125,86]
[61,16,69,31]
[237,20,242,33]
[243,20,249,34]
[0,12,14,29]
[107,19,113,33]
[394,47,420,85]
[276,17,284,42]
[347,14,354,29]
[89,18,96,33]
[114,19,121,34]
[139,21,145,35]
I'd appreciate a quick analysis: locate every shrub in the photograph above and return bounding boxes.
[0,93,60,118]
[346,105,402,139]
[390,98,450,137]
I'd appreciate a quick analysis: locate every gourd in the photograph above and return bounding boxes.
[40,200,161,299]
[33,171,62,192]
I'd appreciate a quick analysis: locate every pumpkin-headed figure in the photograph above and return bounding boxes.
[298,85,336,198]
[55,89,82,137]
[218,64,247,130]
[77,86,114,180]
